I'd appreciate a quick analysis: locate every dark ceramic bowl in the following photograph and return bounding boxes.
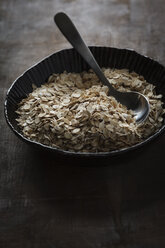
[4,46,165,157]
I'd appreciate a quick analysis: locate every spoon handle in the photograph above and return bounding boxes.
[54,12,115,93]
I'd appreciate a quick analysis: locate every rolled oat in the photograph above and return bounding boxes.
[15,69,165,152]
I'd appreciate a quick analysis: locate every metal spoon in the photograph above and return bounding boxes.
[54,12,150,123]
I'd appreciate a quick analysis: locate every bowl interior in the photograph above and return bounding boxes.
[4,46,165,156]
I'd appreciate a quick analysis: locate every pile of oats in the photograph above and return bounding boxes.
[16,69,165,152]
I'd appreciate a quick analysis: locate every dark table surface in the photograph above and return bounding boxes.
[1,0,165,247]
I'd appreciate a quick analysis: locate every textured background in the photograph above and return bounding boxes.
[1,0,165,247]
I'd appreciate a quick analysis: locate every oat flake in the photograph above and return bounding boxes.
[15,69,165,152]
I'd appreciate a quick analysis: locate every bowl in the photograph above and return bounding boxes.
[4,46,165,157]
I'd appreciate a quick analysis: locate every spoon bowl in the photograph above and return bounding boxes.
[111,90,150,123]
[54,12,150,123]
